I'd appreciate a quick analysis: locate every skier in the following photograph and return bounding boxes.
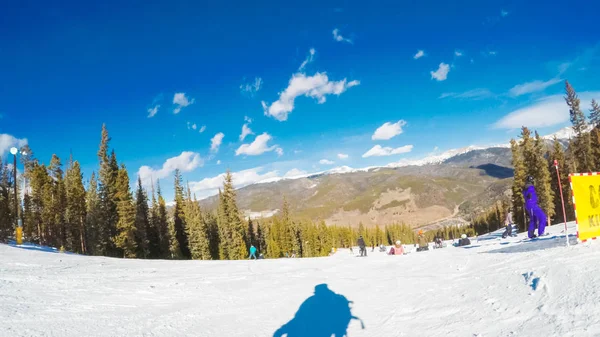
[357,236,367,256]
[457,234,471,246]
[388,240,404,255]
[249,245,258,260]
[502,210,517,238]
[416,230,429,252]
[523,176,548,238]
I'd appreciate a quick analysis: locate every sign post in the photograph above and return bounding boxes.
[569,172,600,243]
[554,160,569,246]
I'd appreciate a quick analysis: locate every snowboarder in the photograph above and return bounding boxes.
[357,236,367,256]
[416,230,429,252]
[524,176,548,238]
[388,240,404,255]
[249,245,257,259]
[457,234,471,246]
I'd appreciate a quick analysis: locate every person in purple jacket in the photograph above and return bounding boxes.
[523,176,547,238]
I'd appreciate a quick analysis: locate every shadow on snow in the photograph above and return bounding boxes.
[273,284,364,337]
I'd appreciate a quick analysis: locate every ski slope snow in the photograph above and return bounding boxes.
[2,222,600,337]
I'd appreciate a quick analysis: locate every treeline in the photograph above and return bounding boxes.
[507,81,599,231]
[1,124,466,259]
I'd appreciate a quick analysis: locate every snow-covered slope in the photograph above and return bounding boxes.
[3,222,599,337]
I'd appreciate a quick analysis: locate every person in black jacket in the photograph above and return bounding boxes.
[357,236,367,256]
[457,234,471,247]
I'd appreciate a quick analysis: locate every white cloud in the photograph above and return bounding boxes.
[262,72,360,121]
[439,88,493,100]
[337,153,349,159]
[240,77,263,95]
[173,93,195,114]
[210,133,224,153]
[189,167,280,198]
[275,147,284,156]
[138,151,203,186]
[372,120,407,140]
[455,50,463,57]
[501,10,509,17]
[192,123,197,130]
[332,28,353,44]
[414,50,425,59]
[493,92,600,129]
[244,116,253,123]
[284,168,308,178]
[299,48,316,71]
[199,125,206,133]
[362,144,413,158]
[430,63,450,81]
[236,132,278,156]
[217,160,221,165]
[319,159,335,165]
[0,134,28,157]
[508,78,562,97]
[147,105,160,118]
[239,124,254,141]
[488,51,497,56]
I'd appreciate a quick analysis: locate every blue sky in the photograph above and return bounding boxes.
[1,0,600,201]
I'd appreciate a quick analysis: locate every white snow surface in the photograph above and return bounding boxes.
[2,222,600,336]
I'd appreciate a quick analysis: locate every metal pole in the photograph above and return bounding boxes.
[13,153,19,229]
[554,160,569,246]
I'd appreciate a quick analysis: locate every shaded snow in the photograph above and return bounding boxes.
[2,222,600,336]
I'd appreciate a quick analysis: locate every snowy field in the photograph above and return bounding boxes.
[2,222,600,337]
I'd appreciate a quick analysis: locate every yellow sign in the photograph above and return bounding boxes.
[570,173,600,241]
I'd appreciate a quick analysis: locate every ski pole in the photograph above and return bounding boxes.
[554,160,569,247]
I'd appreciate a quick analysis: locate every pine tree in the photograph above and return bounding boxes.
[590,99,600,128]
[548,138,575,223]
[203,211,220,259]
[591,128,600,172]
[565,81,593,172]
[220,171,247,259]
[85,172,101,255]
[147,181,161,258]
[48,155,67,249]
[156,181,171,258]
[0,163,13,241]
[97,124,119,256]
[532,132,555,221]
[216,189,231,259]
[65,158,87,254]
[510,139,526,231]
[256,221,266,256]
[247,218,256,248]
[185,189,211,260]
[173,169,191,258]
[134,177,150,258]
[114,164,137,258]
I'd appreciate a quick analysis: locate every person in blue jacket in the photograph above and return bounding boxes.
[523,176,547,238]
[249,245,258,259]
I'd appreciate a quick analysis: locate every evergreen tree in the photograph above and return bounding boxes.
[247,218,256,247]
[65,158,87,254]
[184,188,211,260]
[173,169,191,258]
[203,211,220,259]
[147,181,161,258]
[114,164,137,258]
[216,189,231,259]
[590,99,600,127]
[97,124,118,256]
[48,155,67,249]
[221,171,247,259]
[134,177,150,258]
[532,132,555,221]
[256,221,266,256]
[510,139,527,231]
[548,138,575,223]
[0,163,13,241]
[156,182,171,258]
[85,172,101,255]
[565,81,593,172]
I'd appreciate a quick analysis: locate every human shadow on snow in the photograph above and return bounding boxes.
[273,284,364,337]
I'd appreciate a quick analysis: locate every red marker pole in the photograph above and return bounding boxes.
[554,159,569,246]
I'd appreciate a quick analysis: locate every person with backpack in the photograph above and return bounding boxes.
[416,230,429,252]
[357,236,367,256]
[524,176,548,238]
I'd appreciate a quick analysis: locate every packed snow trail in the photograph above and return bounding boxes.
[2,223,600,336]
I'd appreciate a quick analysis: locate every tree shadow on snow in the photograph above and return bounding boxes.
[273,284,364,337]
[484,235,578,254]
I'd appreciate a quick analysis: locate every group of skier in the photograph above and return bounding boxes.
[248,175,549,260]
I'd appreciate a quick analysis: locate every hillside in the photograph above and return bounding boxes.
[201,147,515,227]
